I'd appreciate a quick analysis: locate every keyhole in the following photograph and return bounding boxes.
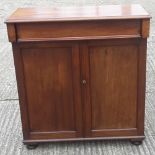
[82,80,86,84]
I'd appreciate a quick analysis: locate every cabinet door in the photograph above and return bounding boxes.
[13,42,83,140]
[81,39,146,138]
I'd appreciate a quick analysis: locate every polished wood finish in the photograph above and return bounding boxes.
[13,42,83,140]
[81,39,146,138]
[6,4,150,23]
[6,24,16,42]
[90,40,138,132]
[16,20,141,42]
[6,5,150,145]
[142,19,150,38]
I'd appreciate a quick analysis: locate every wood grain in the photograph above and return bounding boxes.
[6,24,16,42]
[5,4,150,23]
[16,20,141,41]
[142,19,150,38]
[90,42,138,130]
[14,42,83,139]
[79,39,144,138]
[6,5,150,144]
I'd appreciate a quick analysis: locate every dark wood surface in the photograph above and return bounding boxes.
[13,42,83,140]
[16,20,141,42]
[6,5,150,144]
[80,39,146,137]
[7,18,150,43]
[90,40,138,130]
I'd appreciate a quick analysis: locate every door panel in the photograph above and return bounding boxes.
[82,39,143,137]
[90,45,138,130]
[18,42,83,139]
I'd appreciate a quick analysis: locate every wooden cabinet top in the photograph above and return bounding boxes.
[6,4,150,23]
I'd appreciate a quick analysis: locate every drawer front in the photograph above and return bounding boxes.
[16,20,141,41]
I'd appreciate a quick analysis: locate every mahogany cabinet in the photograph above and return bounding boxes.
[6,4,150,148]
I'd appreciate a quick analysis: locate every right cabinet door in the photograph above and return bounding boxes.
[81,39,146,138]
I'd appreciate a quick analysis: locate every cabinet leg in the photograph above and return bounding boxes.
[26,143,39,149]
[130,139,143,145]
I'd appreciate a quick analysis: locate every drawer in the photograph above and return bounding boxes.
[16,19,141,41]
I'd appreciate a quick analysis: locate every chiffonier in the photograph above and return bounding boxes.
[6,4,150,149]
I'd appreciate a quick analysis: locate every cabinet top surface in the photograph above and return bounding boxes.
[6,4,150,23]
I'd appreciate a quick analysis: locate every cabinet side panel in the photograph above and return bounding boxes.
[21,47,75,132]
[90,44,138,130]
[137,39,147,135]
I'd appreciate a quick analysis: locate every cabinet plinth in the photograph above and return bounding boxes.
[6,4,150,145]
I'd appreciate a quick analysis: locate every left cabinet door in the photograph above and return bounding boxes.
[13,42,83,141]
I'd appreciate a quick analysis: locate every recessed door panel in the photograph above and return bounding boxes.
[90,45,138,130]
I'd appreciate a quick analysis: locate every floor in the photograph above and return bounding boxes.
[0,0,155,155]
